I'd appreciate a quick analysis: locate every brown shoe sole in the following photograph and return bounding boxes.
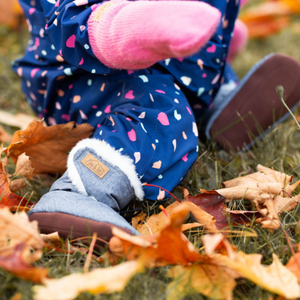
[210,54,300,151]
[29,212,133,249]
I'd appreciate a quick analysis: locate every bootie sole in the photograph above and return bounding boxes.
[210,54,300,151]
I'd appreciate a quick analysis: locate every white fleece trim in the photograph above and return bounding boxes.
[67,138,144,200]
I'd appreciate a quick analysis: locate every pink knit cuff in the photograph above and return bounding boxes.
[88,1,129,68]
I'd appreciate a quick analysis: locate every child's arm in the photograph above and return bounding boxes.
[87,0,221,69]
[38,0,220,70]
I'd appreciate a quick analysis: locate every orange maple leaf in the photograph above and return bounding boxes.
[4,120,93,174]
[109,202,204,267]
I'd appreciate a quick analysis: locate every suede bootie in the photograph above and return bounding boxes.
[206,54,300,151]
[29,139,144,247]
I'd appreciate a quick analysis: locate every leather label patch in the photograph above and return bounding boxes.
[81,153,110,179]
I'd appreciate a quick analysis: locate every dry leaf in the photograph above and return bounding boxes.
[0,111,36,130]
[33,261,143,300]
[185,190,259,230]
[0,244,48,283]
[0,160,32,210]
[0,208,47,282]
[109,203,203,267]
[13,153,34,177]
[131,211,147,230]
[0,208,44,263]
[167,261,237,300]
[10,178,27,193]
[203,234,300,299]
[285,243,300,285]
[216,165,300,230]
[4,120,93,174]
[134,201,181,235]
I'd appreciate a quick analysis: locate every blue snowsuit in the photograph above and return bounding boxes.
[13,0,239,200]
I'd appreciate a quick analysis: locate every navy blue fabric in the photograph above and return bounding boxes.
[13,0,240,200]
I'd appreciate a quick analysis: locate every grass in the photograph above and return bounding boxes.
[1,7,300,300]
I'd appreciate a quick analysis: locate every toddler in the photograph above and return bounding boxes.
[13,0,300,244]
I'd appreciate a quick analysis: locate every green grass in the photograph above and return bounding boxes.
[1,9,300,300]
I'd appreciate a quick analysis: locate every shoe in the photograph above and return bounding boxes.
[208,54,300,151]
[28,138,144,247]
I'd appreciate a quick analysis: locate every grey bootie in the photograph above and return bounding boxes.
[28,138,144,247]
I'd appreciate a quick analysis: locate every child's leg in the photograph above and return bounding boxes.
[205,54,300,151]
[28,73,199,243]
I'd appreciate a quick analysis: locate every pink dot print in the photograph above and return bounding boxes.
[66,35,76,48]
[128,129,137,141]
[125,90,135,99]
[157,112,170,126]
[104,105,111,114]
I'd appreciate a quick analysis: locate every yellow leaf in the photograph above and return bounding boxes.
[33,261,143,300]
[167,261,237,300]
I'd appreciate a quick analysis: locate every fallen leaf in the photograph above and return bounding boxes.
[216,165,300,230]
[0,208,47,282]
[13,153,34,177]
[167,260,237,300]
[0,160,32,210]
[131,211,147,230]
[109,202,203,267]
[203,234,300,299]
[0,207,44,263]
[33,261,143,300]
[4,120,93,174]
[185,190,259,229]
[0,111,36,130]
[0,244,48,283]
[10,178,27,193]
[134,201,181,235]
[285,243,300,285]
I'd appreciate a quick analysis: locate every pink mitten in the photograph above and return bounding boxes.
[227,19,248,61]
[88,1,221,69]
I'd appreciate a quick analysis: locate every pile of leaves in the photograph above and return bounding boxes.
[1,115,300,300]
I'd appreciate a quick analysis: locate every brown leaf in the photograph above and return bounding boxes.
[203,234,300,299]
[185,190,258,230]
[0,244,48,283]
[13,153,34,177]
[10,178,27,193]
[0,161,32,210]
[216,165,300,230]
[134,201,181,235]
[109,203,203,267]
[0,208,47,282]
[4,120,93,174]
[0,208,44,263]
[33,261,143,300]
